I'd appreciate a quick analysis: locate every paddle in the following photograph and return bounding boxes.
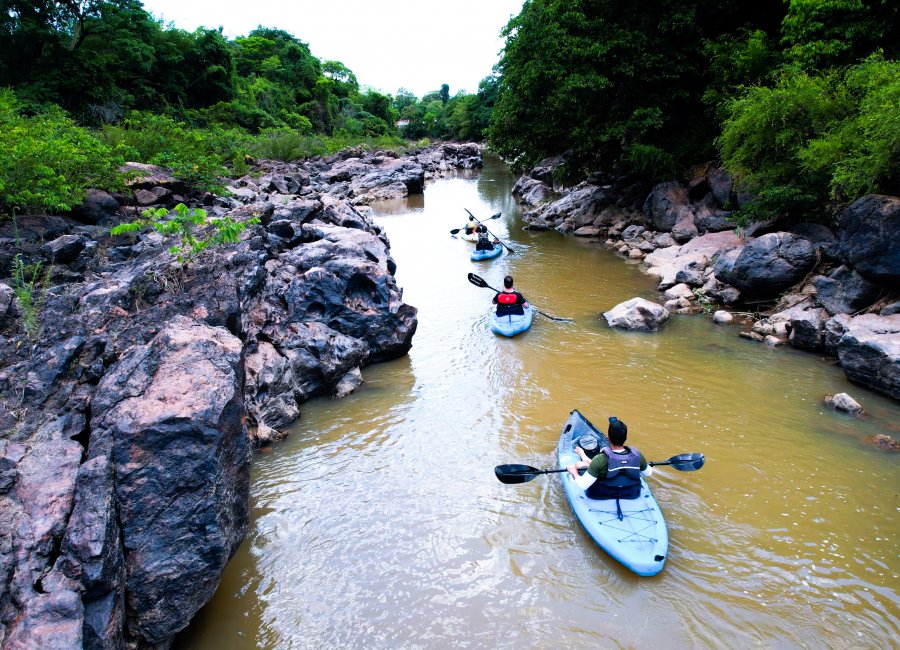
[467,273,574,323]
[463,208,515,253]
[494,453,706,484]
[449,212,501,235]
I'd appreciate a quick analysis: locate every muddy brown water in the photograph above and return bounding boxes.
[178,155,899,649]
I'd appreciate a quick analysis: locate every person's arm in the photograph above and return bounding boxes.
[517,292,529,308]
[569,454,606,490]
[640,453,653,477]
[492,294,498,304]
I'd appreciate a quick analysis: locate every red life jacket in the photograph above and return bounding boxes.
[497,292,517,304]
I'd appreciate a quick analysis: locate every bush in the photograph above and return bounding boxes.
[0,90,124,213]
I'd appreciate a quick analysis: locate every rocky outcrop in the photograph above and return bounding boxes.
[835,314,900,400]
[713,232,817,298]
[838,195,900,282]
[603,298,670,331]
[0,143,476,647]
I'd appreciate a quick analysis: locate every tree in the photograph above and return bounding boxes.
[440,83,450,105]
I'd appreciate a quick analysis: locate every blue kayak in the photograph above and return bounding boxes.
[470,245,502,261]
[556,409,668,576]
[490,306,534,337]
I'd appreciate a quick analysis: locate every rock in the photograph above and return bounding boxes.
[514,177,554,206]
[628,248,644,259]
[332,366,363,398]
[90,316,250,646]
[824,392,865,415]
[603,298,670,331]
[882,301,900,316]
[522,183,611,231]
[133,186,173,207]
[671,211,699,243]
[838,194,900,282]
[714,232,817,298]
[835,313,900,400]
[574,225,601,237]
[71,189,120,225]
[789,307,828,351]
[645,231,743,290]
[707,168,733,207]
[687,175,709,201]
[765,335,787,346]
[621,225,646,241]
[42,234,87,264]
[823,313,852,356]
[674,257,708,286]
[793,223,840,260]
[814,266,882,315]
[701,274,741,305]
[644,181,690,231]
[664,283,694,301]
[653,232,677,248]
[713,310,734,324]
[868,434,900,452]
[0,281,16,328]
[119,162,188,194]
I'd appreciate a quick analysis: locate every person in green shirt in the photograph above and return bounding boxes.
[565,417,652,500]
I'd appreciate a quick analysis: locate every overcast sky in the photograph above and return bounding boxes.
[140,0,525,98]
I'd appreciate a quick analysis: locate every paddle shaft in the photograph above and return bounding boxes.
[450,213,499,235]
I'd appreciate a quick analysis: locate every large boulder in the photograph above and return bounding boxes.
[645,230,743,290]
[789,307,828,351]
[603,297,670,331]
[835,313,900,400]
[71,189,120,225]
[89,316,251,646]
[813,266,882,315]
[643,181,690,231]
[838,194,900,282]
[714,232,817,298]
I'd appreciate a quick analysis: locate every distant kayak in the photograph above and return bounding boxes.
[556,409,668,577]
[460,231,478,242]
[491,306,534,337]
[470,246,502,261]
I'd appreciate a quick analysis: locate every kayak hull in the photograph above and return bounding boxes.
[556,409,668,576]
[470,246,503,261]
[460,231,478,242]
[490,306,534,337]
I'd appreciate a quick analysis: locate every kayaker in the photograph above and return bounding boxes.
[565,417,652,500]
[492,275,529,316]
[474,224,498,251]
[464,215,477,235]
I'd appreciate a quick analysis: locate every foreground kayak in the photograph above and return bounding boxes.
[556,409,668,576]
[470,246,502,261]
[490,306,534,337]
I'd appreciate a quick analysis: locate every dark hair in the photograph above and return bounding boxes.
[608,417,628,445]
[469,215,475,221]
[476,224,485,232]
[503,275,514,289]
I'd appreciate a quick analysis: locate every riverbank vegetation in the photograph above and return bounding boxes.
[0,0,492,214]
[489,0,899,223]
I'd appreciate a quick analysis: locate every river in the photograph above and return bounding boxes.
[177,155,899,649]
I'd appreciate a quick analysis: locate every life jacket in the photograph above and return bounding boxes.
[495,291,525,316]
[475,235,494,251]
[585,446,642,500]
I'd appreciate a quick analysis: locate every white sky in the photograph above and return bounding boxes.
[140,0,525,98]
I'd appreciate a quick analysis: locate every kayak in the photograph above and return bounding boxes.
[556,409,668,576]
[491,306,534,337]
[470,246,502,261]
[460,231,478,242]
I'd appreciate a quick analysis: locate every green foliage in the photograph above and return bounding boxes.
[718,56,899,220]
[111,203,260,264]
[0,90,124,212]
[11,254,53,340]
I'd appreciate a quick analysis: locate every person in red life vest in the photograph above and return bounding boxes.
[474,224,499,251]
[565,417,653,500]
[492,275,529,316]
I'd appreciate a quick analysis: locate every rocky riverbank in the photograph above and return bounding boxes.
[513,163,900,404]
[0,142,482,648]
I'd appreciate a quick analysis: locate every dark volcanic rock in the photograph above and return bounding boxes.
[90,316,250,646]
[836,314,900,400]
[71,189,120,225]
[714,232,817,298]
[644,181,690,232]
[839,194,900,282]
[814,266,882,316]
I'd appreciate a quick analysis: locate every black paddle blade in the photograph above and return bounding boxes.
[490,212,501,219]
[450,228,462,235]
[653,453,705,471]
[494,464,543,484]
[467,273,489,288]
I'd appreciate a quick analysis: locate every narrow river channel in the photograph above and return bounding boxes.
[178,155,899,649]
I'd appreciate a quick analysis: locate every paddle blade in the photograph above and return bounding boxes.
[490,212,501,219]
[494,464,542,484]
[657,453,705,471]
[450,228,462,235]
[467,273,489,288]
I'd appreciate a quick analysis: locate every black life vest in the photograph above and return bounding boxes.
[585,446,643,500]
[475,234,494,251]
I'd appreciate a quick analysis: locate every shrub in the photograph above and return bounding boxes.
[0,90,124,213]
